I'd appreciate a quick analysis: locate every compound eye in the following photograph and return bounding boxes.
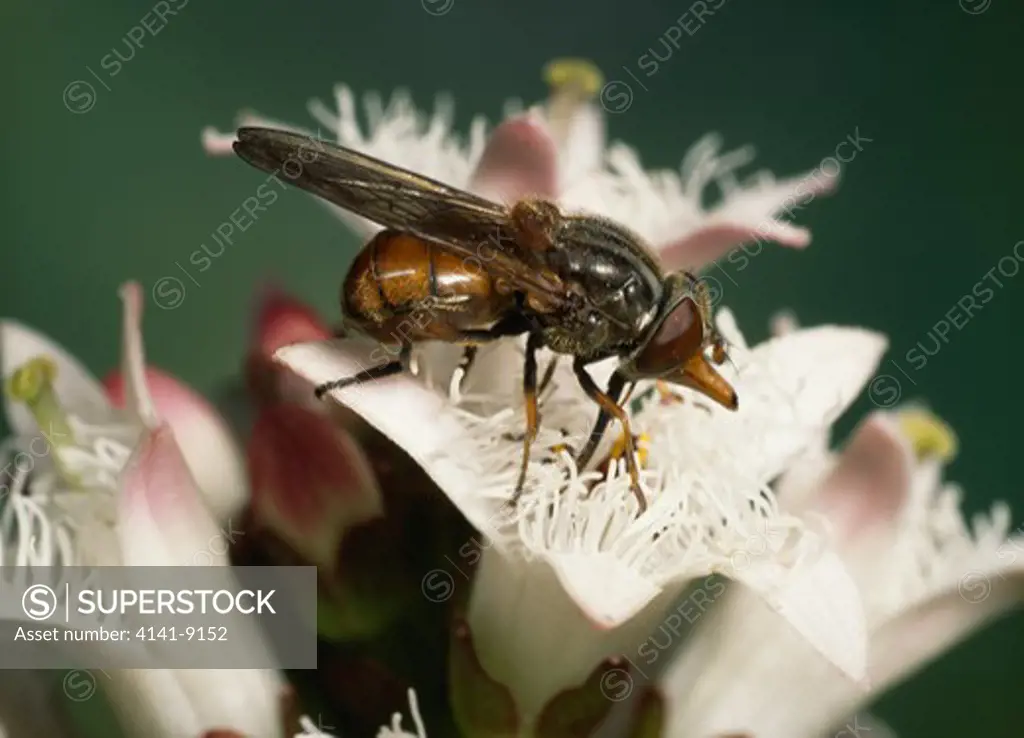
[630,297,704,376]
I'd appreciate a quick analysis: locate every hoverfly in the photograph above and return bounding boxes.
[232,127,738,513]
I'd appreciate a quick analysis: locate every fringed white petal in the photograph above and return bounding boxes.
[664,414,1021,738]
[307,86,488,237]
[274,340,501,531]
[558,133,837,273]
[662,586,851,738]
[731,548,867,681]
[708,167,839,235]
[860,479,1024,691]
[279,319,883,727]
[557,134,744,241]
[277,323,886,603]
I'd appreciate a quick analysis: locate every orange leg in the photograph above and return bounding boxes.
[572,370,630,474]
[511,333,543,505]
[572,361,647,514]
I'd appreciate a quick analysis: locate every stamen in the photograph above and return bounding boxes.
[609,431,650,468]
[0,463,77,568]
[542,58,603,146]
[896,406,958,463]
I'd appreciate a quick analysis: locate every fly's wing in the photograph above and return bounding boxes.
[233,127,569,307]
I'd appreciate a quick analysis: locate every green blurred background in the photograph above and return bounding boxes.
[4,0,1022,735]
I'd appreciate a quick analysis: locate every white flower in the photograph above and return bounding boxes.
[0,284,282,738]
[275,307,884,730]
[660,317,1024,738]
[204,61,890,736]
[1,304,247,527]
[202,59,836,276]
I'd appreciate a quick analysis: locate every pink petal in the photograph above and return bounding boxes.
[117,423,224,566]
[247,402,382,571]
[811,412,914,545]
[105,367,248,522]
[115,425,286,735]
[247,286,333,406]
[655,170,839,272]
[656,220,809,272]
[251,285,332,359]
[549,102,605,192]
[713,168,840,226]
[469,115,559,201]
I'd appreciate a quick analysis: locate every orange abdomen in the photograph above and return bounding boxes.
[342,230,513,344]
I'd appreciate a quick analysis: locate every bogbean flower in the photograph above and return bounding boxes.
[243,286,383,578]
[277,307,883,734]
[658,315,1024,738]
[201,61,1022,738]
[0,284,282,738]
[201,58,841,400]
[200,60,879,732]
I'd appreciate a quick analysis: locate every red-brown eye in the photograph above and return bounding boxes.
[631,297,704,376]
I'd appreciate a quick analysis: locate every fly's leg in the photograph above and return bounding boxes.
[573,360,646,514]
[572,370,630,473]
[315,344,412,399]
[510,333,543,506]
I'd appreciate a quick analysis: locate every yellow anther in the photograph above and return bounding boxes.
[5,356,58,404]
[543,59,604,98]
[611,432,650,468]
[897,407,958,463]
